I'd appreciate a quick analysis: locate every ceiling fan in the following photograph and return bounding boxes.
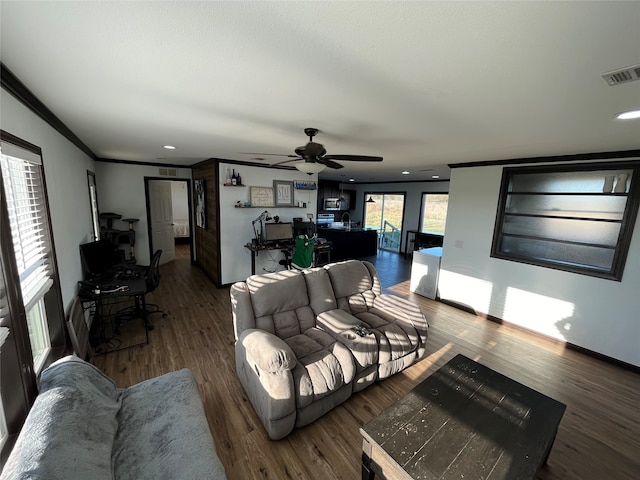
[240,128,383,175]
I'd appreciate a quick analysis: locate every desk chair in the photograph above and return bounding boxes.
[116,249,167,329]
[280,235,316,270]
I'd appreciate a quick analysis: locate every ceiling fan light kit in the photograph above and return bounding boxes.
[296,162,326,175]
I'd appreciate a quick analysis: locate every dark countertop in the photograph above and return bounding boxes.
[318,228,377,233]
[318,228,378,260]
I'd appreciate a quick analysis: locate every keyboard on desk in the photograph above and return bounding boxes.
[263,241,293,249]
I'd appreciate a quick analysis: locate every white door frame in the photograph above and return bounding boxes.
[144,177,194,264]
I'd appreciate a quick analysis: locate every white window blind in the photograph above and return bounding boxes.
[0,142,53,311]
[0,280,8,334]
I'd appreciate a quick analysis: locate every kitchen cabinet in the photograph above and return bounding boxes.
[318,181,356,210]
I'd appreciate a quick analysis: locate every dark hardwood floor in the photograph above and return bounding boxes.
[93,245,640,479]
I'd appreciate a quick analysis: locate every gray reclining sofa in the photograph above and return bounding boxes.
[230,259,429,440]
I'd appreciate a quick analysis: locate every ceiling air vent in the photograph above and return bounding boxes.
[602,64,640,86]
[159,168,177,177]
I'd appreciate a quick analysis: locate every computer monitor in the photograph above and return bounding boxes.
[263,222,294,243]
[293,220,316,238]
[79,239,122,278]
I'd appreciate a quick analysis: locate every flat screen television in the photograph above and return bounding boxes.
[79,239,122,278]
[263,222,294,243]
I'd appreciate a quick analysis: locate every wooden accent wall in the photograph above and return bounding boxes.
[192,160,220,286]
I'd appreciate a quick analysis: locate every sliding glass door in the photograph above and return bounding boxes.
[364,193,406,252]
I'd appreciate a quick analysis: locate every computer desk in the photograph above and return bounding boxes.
[244,241,332,275]
[78,276,150,355]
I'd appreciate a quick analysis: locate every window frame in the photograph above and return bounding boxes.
[0,131,65,465]
[490,160,640,281]
[419,192,449,235]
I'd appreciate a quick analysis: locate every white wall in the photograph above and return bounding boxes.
[219,163,318,284]
[350,181,450,252]
[94,164,192,265]
[440,165,640,367]
[1,88,96,312]
[170,181,189,220]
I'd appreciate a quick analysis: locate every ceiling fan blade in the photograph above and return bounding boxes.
[323,154,383,162]
[316,157,344,169]
[238,152,298,158]
[270,158,302,167]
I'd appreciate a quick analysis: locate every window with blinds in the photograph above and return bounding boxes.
[0,325,8,448]
[0,140,52,371]
[1,261,9,449]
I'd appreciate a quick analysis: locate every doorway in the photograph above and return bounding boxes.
[145,178,193,265]
[364,193,406,252]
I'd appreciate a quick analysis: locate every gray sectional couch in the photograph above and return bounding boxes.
[1,355,227,480]
[230,259,429,440]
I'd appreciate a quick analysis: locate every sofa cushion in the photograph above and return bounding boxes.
[0,356,120,480]
[325,260,373,298]
[302,267,337,315]
[113,369,226,480]
[285,328,355,409]
[325,260,379,314]
[247,270,308,317]
[247,270,316,338]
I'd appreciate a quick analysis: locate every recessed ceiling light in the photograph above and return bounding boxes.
[401,171,410,175]
[432,175,440,179]
[616,109,640,120]
[163,145,176,150]
[349,178,355,182]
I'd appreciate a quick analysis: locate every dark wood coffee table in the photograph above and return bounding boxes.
[360,354,566,480]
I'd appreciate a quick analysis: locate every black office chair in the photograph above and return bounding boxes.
[144,249,163,300]
[116,249,167,329]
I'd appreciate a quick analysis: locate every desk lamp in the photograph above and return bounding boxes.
[252,210,272,245]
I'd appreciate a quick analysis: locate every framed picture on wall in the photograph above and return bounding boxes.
[195,179,207,229]
[273,180,294,207]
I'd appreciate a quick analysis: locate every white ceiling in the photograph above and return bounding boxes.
[1,1,639,182]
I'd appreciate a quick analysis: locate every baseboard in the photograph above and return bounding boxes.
[438,298,640,374]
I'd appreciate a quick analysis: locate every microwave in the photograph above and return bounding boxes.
[324,198,342,210]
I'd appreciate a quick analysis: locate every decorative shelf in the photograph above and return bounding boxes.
[223,184,246,187]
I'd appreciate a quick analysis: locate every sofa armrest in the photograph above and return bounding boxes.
[316,309,378,372]
[231,282,256,341]
[113,369,227,480]
[316,308,362,332]
[235,330,297,439]
[239,329,296,373]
